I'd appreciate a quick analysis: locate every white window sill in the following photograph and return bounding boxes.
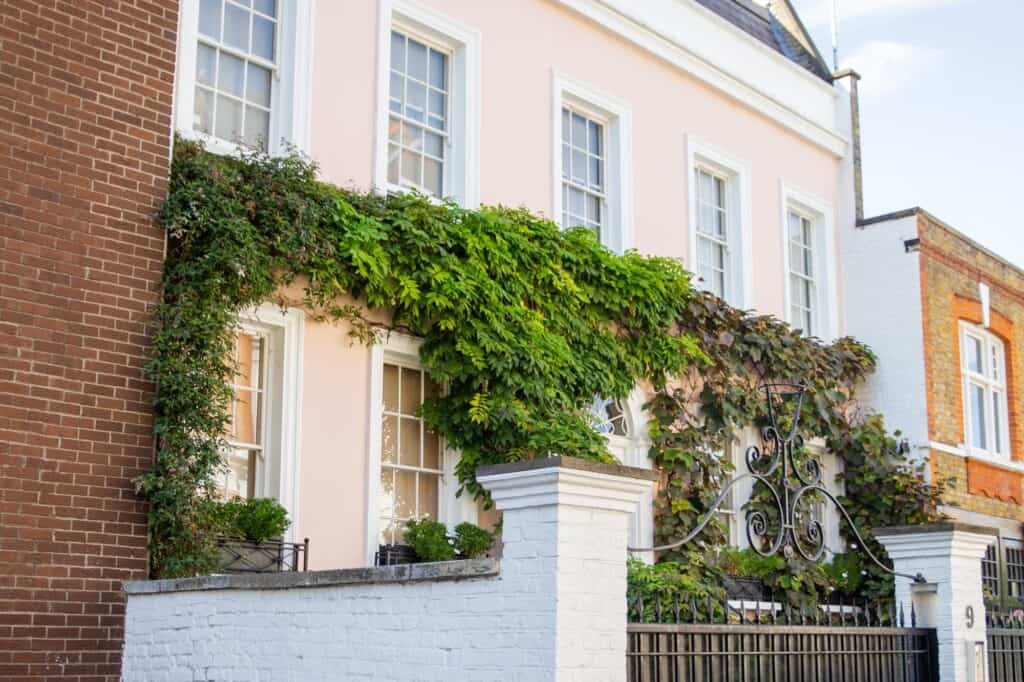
[931,441,1023,473]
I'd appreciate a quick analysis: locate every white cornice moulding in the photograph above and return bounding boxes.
[549,0,847,157]
[479,467,653,513]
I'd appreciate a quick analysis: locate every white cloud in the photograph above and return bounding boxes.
[799,0,969,28]
[841,40,936,95]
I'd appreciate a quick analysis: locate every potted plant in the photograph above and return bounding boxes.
[376,519,495,566]
[213,497,299,573]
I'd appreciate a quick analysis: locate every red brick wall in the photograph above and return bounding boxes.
[0,1,177,679]
[918,212,1024,521]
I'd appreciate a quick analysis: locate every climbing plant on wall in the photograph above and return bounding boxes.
[141,139,941,582]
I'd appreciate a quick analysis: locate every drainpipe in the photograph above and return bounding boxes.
[833,69,863,223]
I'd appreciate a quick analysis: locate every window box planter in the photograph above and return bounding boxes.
[216,537,309,574]
[375,543,419,566]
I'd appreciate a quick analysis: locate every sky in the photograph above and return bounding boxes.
[787,0,1024,268]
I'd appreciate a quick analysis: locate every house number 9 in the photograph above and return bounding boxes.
[965,605,975,629]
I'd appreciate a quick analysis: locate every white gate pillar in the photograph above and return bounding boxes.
[876,523,998,682]
[478,456,656,681]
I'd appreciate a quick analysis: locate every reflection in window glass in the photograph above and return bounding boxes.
[379,363,443,545]
[194,0,277,149]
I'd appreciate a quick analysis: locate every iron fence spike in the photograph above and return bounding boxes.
[838,594,844,627]
[899,601,905,628]
[739,599,745,625]
[673,594,681,623]
[690,597,698,624]
[910,601,917,627]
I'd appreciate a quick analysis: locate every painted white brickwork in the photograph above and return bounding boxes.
[877,523,997,682]
[122,459,653,681]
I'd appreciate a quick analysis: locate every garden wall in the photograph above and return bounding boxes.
[121,458,655,681]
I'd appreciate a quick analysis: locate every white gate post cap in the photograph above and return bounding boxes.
[477,456,657,512]
[874,521,998,561]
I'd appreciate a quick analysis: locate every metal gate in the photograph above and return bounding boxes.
[628,598,938,682]
[988,611,1024,682]
[626,383,939,681]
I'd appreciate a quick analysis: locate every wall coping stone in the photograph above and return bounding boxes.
[477,455,658,481]
[124,558,499,595]
[873,521,999,537]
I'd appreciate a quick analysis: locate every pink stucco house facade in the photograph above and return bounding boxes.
[171,0,860,569]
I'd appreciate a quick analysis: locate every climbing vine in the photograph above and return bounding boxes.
[141,139,941,583]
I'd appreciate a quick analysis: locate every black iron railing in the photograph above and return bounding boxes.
[988,611,1024,682]
[216,537,309,573]
[628,597,938,682]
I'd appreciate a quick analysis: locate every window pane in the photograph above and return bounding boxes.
[391,32,405,72]
[965,335,983,374]
[389,73,404,113]
[400,417,420,466]
[401,150,422,186]
[588,120,602,156]
[402,121,423,151]
[561,108,570,141]
[586,194,601,223]
[387,143,400,184]
[218,52,245,97]
[244,106,268,149]
[407,39,428,81]
[423,429,440,470]
[405,81,426,122]
[254,0,276,16]
[788,212,803,242]
[252,15,275,61]
[194,86,214,133]
[424,131,443,159]
[713,176,725,209]
[379,468,395,521]
[400,367,421,414]
[429,49,446,89]
[199,0,222,39]
[381,415,397,464]
[223,2,250,51]
[423,158,442,197]
[215,94,243,141]
[383,363,399,411]
[196,44,217,86]
[246,63,271,107]
[993,390,1003,453]
[418,474,438,518]
[571,113,587,149]
[427,89,445,125]
[569,186,585,218]
[970,382,987,450]
[589,156,602,190]
[571,149,586,184]
[394,470,415,517]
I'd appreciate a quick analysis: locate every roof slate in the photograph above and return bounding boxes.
[692,0,832,82]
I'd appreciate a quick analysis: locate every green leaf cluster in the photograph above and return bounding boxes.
[141,139,702,576]
[403,519,495,562]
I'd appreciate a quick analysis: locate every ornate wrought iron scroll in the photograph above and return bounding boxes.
[628,383,925,584]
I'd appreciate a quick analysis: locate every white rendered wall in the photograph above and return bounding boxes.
[122,461,652,682]
[842,215,930,457]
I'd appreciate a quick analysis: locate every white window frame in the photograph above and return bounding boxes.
[960,321,1012,461]
[173,0,315,156]
[780,182,838,341]
[552,72,633,254]
[373,0,480,207]
[686,136,753,308]
[234,302,304,541]
[365,333,474,564]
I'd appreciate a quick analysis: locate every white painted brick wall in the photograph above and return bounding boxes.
[122,461,653,682]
